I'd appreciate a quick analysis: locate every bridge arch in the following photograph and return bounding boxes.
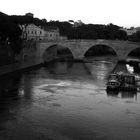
[83,44,118,58]
[126,47,140,59]
[42,44,74,62]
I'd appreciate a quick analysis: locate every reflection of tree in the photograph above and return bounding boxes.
[20,75,33,99]
[0,73,22,134]
[0,102,17,134]
[0,73,21,98]
[120,91,137,99]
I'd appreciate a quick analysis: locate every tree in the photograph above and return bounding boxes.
[128,31,140,42]
[116,30,127,40]
[0,23,22,55]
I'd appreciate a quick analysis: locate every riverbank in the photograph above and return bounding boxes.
[0,58,42,77]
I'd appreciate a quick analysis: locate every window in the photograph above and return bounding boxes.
[40,31,42,34]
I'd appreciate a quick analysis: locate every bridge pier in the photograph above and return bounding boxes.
[118,57,127,63]
[117,53,128,63]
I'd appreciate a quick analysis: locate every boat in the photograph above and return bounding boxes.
[106,72,137,91]
[119,73,137,91]
[106,73,121,90]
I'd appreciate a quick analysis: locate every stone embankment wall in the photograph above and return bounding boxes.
[0,45,15,66]
[0,41,42,76]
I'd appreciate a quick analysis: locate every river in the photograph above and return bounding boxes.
[0,56,140,140]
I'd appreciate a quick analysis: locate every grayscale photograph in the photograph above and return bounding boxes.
[0,0,140,139]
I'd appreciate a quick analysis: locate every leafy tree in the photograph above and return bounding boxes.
[116,30,127,40]
[128,31,140,42]
[0,23,22,54]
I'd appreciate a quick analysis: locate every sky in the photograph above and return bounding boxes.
[0,0,140,28]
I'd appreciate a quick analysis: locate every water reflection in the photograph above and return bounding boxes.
[43,61,95,82]
[0,74,21,99]
[19,75,34,100]
[0,74,22,138]
[106,90,137,99]
[84,61,116,82]
[120,91,137,99]
[106,90,119,97]
[44,61,74,74]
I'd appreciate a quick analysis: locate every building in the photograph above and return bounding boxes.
[20,24,46,41]
[20,22,68,41]
[44,26,60,41]
[20,24,66,41]
[120,28,137,36]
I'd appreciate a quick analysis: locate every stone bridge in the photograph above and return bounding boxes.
[36,39,140,62]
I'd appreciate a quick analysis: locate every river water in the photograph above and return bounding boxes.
[0,56,140,140]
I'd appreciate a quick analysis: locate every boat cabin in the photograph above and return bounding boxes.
[106,73,121,90]
[120,74,136,91]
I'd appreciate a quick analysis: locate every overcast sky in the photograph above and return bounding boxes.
[0,0,140,27]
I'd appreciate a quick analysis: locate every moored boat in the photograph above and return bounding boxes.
[106,72,137,91]
[106,73,121,90]
[119,73,137,91]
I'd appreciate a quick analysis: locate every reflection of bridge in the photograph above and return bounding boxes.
[36,39,140,62]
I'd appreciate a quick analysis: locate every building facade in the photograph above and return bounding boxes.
[44,27,60,41]
[20,24,68,41]
[20,24,46,41]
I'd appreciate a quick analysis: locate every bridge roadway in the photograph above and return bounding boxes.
[35,39,140,62]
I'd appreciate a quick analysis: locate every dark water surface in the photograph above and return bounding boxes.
[0,56,140,140]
